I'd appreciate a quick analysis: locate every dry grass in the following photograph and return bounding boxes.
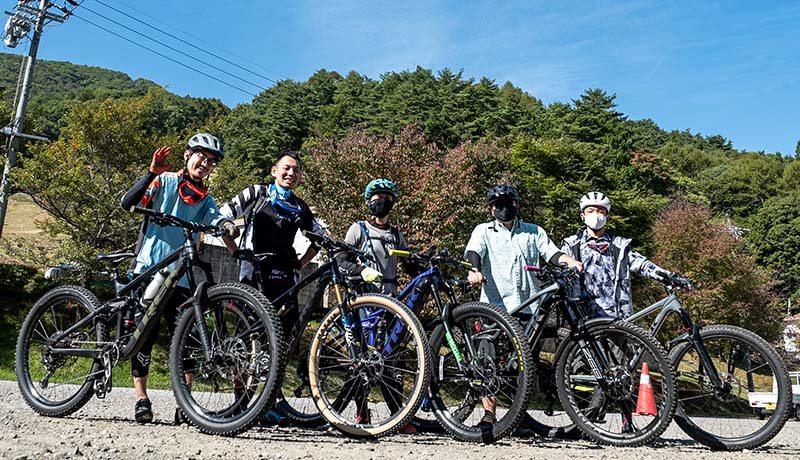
[3,193,50,236]
[0,193,56,264]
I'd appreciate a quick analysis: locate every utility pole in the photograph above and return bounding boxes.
[0,0,73,240]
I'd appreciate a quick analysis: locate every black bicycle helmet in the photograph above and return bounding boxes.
[487,184,520,205]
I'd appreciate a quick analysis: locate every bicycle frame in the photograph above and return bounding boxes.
[243,237,368,365]
[627,291,728,393]
[396,266,477,371]
[509,269,627,393]
[47,224,215,365]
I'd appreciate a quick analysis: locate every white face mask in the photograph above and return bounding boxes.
[583,212,607,230]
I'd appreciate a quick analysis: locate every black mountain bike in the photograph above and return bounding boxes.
[511,265,677,447]
[628,277,791,451]
[390,248,532,444]
[15,207,284,436]
[523,274,792,451]
[236,231,431,437]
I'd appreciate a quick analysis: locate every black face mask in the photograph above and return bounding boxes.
[493,203,518,222]
[368,198,394,218]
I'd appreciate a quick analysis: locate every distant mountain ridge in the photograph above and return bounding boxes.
[0,52,158,103]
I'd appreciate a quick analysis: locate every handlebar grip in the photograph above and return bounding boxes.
[130,206,156,216]
[524,265,541,272]
[303,230,322,241]
[461,261,473,269]
[388,249,410,257]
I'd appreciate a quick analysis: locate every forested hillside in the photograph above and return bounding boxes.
[0,52,229,140]
[1,60,797,340]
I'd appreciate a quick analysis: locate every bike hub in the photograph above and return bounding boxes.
[604,366,634,400]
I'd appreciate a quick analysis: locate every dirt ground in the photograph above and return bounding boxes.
[1,380,798,460]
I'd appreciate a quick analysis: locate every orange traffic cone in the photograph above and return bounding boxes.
[635,361,657,416]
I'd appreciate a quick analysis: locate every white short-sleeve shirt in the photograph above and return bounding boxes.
[465,219,561,312]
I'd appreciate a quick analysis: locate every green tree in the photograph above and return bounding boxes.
[552,89,629,149]
[510,135,667,247]
[13,94,169,271]
[696,152,785,219]
[746,193,800,299]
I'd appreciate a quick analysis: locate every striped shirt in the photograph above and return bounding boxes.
[219,184,321,280]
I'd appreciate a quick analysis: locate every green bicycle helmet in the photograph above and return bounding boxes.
[364,178,399,203]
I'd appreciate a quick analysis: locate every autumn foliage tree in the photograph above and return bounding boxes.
[302,126,512,253]
[651,202,782,341]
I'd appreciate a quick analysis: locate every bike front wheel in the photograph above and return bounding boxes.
[308,294,431,438]
[170,283,284,436]
[15,285,107,417]
[428,302,532,443]
[556,320,677,447]
[669,324,791,451]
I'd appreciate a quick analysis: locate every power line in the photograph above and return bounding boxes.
[92,0,278,86]
[110,0,287,81]
[71,13,258,97]
[78,4,266,92]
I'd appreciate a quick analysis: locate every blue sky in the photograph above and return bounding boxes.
[12,0,800,155]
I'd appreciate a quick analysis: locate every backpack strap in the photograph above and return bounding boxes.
[358,221,373,266]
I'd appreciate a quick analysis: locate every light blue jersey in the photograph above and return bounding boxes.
[465,219,561,312]
[131,171,225,287]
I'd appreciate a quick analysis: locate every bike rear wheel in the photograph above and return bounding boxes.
[669,324,791,451]
[15,286,107,417]
[556,320,676,447]
[274,278,330,428]
[428,302,532,443]
[308,294,431,438]
[170,283,284,436]
[275,346,324,428]
[525,328,581,439]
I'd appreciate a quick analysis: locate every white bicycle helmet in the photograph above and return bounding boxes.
[580,191,611,212]
[187,132,224,159]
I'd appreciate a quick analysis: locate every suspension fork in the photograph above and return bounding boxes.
[573,328,615,392]
[676,308,727,391]
[332,282,361,361]
[183,232,216,360]
[431,285,473,371]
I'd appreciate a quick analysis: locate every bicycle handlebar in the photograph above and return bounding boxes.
[524,264,579,282]
[388,247,472,269]
[231,248,276,262]
[129,206,227,237]
[302,230,370,259]
[665,274,692,291]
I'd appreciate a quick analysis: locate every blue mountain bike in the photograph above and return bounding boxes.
[390,248,532,444]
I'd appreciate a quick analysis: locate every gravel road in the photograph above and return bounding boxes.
[1,380,797,460]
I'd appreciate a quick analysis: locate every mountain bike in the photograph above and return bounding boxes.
[510,265,677,447]
[626,276,791,451]
[15,206,284,436]
[521,273,792,450]
[237,231,432,437]
[390,248,532,444]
